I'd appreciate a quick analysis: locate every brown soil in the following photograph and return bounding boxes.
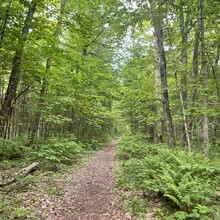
[26,139,134,220]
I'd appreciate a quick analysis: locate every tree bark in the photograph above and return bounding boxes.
[29,76,48,144]
[153,31,163,143]
[199,0,209,156]
[0,0,12,48]
[149,0,175,147]
[0,1,37,138]
[179,3,188,103]
[0,162,39,187]
[179,3,191,146]
[166,13,191,151]
[211,42,220,99]
[191,31,199,104]
[188,30,200,140]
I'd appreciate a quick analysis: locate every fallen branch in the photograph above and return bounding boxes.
[0,162,39,187]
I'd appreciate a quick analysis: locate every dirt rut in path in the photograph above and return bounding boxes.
[36,139,133,220]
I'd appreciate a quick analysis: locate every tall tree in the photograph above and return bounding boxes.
[0,1,37,138]
[29,0,66,143]
[149,0,175,147]
[165,3,191,151]
[179,1,188,104]
[199,0,209,156]
[0,0,12,48]
[188,29,199,140]
[153,31,162,143]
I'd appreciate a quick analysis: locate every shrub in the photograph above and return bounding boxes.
[117,134,220,219]
[32,138,84,170]
[117,135,149,160]
[0,138,29,159]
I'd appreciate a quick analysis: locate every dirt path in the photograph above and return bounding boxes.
[33,139,133,220]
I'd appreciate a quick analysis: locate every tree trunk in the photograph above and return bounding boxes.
[0,1,36,138]
[191,31,199,104]
[199,0,209,156]
[29,0,66,143]
[179,3,188,103]
[0,0,12,48]
[188,30,200,140]
[0,162,39,187]
[166,13,191,151]
[212,43,220,143]
[179,3,191,146]
[149,0,175,147]
[211,42,220,99]
[153,31,163,143]
[29,76,48,144]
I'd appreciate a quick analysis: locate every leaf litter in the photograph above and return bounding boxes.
[1,139,134,220]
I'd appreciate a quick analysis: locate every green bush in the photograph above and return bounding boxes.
[0,138,29,159]
[0,136,103,171]
[117,135,149,160]
[117,135,220,219]
[84,139,102,150]
[32,138,84,170]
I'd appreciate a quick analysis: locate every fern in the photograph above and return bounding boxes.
[117,134,220,219]
[164,194,181,207]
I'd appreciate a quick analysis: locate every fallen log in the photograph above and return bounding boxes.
[0,162,39,187]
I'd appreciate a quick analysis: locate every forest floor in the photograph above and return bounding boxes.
[1,139,135,220]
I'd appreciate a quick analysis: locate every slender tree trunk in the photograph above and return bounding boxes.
[179,3,191,146]
[188,30,200,140]
[211,42,220,99]
[212,43,220,142]
[29,0,66,143]
[0,1,36,138]
[29,75,48,144]
[149,0,175,147]
[205,43,220,100]
[0,0,12,48]
[179,4,188,103]
[166,18,191,151]
[199,0,209,156]
[153,31,163,143]
[157,27,175,147]
[191,31,199,104]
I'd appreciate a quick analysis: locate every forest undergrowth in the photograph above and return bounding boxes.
[116,134,220,220]
[0,135,111,219]
[0,133,220,219]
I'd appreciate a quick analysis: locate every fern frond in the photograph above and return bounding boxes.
[164,193,181,207]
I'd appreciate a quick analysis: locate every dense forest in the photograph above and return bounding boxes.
[0,0,219,219]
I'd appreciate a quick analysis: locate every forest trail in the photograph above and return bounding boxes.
[33,139,133,220]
